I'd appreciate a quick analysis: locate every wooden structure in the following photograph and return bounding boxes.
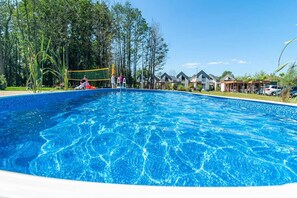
[221,79,271,93]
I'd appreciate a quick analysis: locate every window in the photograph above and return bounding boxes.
[201,75,206,82]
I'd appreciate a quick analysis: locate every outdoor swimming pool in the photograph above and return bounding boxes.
[0,89,297,187]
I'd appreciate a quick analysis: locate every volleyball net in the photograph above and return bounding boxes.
[68,68,110,82]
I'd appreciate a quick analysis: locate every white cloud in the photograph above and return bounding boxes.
[232,58,248,64]
[238,60,247,64]
[182,62,200,68]
[182,59,248,69]
[207,61,229,65]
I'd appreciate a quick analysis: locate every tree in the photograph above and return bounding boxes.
[220,70,234,79]
[131,8,148,86]
[237,73,252,83]
[112,2,151,87]
[112,2,130,78]
[0,1,5,75]
[0,0,19,84]
[93,2,113,69]
[254,70,268,81]
[0,0,168,89]
[145,23,168,89]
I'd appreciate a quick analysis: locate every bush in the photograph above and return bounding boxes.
[186,84,194,92]
[165,83,172,90]
[197,85,203,92]
[173,83,178,90]
[281,88,291,102]
[216,86,221,91]
[177,84,186,91]
[0,75,7,90]
[155,84,162,89]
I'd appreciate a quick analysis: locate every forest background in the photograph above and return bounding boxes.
[0,0,169,90]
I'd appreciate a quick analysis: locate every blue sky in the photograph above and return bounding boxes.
[113,0,297,77]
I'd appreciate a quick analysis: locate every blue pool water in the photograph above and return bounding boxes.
[0,89,297,187]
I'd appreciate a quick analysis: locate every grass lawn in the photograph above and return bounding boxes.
[197,91,297,104]
[5,86,60,91]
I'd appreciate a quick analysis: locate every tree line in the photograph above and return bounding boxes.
[0,0,168,90]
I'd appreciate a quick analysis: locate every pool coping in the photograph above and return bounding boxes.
[1,88,297,106]
[193,92,297,107]
[0,170,297,198]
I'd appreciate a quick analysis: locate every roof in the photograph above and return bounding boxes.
[196,70,211,80]
[161,72,171,80]
[176,72,189,80]
[154,76,160,81]
[208,74,220,82]
[190,75,198,83]
[137,75,160,82]
[136,74,147,82]
[220,74,236,81]
[148,75,161,82]
[161,73,177,82]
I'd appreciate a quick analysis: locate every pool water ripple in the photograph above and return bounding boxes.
[1,90,297,186]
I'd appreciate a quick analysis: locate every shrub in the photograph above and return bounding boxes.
[186,84,194,92]
[165,83,172,90]
[155,84,162,89]
[281,88,291,102]
[0,75,7,90]
[177,84,186,91]
[216,86,221,91]
[173,83,178,90]
[197,85,203,92]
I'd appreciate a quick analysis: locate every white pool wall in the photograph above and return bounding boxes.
[0,170,297,198]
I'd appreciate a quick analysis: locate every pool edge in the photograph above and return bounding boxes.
[1,170,296,198]
[192,92,297,107]
[1,88,297,107]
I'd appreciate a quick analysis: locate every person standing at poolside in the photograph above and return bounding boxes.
[119,73,124,88]
[111,74,116,88]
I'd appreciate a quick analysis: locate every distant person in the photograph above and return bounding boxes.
[123,77,126,88]
[81,75,87,83]
[119,73,124,88]
[111,74,116,88]
[75,75,88,90]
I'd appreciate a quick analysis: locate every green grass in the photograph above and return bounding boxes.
[197,91,297,104]
[5,86,59,91]
[5,87,27,91]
